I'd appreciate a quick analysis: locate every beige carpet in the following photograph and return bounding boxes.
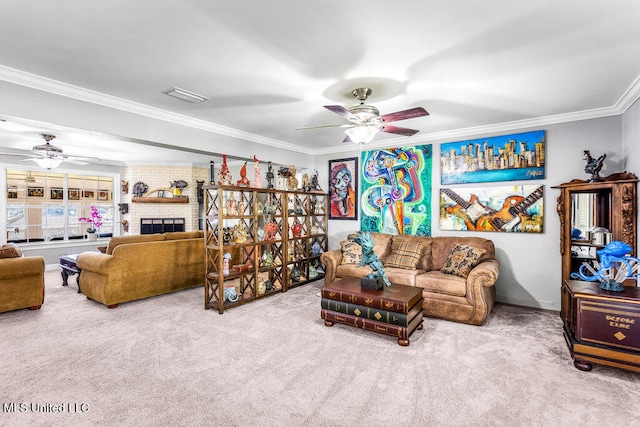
[1,268,639,426]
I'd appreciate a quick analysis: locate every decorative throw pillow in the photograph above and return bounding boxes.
[340,240,363,265]
[441,244,486,278]
[0,243,22,259]
[385,240,425,269]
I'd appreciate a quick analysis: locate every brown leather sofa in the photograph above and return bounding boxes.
[76,231,204,308]
[320,233,500,325]
[0,256,45,313]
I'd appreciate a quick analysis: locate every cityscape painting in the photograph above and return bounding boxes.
[439,184,544,233]
[360,145,432,236]
[440,130,545,184]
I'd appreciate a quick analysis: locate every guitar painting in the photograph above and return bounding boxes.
[440,185,544,233]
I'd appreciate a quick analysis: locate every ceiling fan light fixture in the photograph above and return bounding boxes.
[345,125,379,144]
[163,87,209,103]
[33,157,63,169]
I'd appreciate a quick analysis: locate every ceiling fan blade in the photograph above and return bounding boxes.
[65,158,89,165]
[295,123,350,131]
[324,105,357,121]
[379,107,429,123]
[380,125,420,137]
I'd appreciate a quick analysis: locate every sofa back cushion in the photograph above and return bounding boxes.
[164,231,204,240]
[106,234,165,255]
[431,237,495,270]
[391,235,433,270]
[0,243,22,259]
[370,232,394,261]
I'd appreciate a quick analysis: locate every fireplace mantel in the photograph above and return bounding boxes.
[132,196,189,203]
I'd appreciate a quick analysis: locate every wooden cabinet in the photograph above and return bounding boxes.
[561,280,640,372]
[555,172,639,372]
[554,172,638,285]
[203,185,328,313]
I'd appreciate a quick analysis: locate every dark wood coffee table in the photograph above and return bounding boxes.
[59,254,81,293]
[321,277,424,346]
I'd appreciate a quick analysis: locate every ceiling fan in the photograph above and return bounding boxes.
[21,134,91,169]
[297,87,429,144]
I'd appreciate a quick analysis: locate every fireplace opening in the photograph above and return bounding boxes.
[140,218,185,235]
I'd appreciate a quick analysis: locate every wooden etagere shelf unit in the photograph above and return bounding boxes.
[554,172,640,372]
[204,185,328,314]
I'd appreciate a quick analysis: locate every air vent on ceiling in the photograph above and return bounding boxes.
[163,87,209,104]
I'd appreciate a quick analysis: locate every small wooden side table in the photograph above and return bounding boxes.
[59,254,82,293]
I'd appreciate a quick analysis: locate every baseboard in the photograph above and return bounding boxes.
[496,295,557,311]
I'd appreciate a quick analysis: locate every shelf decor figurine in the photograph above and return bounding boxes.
[262,248,274,267]
[223,252,232,276]
[311,241,323,256]
[169,180,188,197]
[266,162,275,189]
[224,286,238,302]
[237,162,251,187]
[583,150,607,182]
[218,154,232,185]
[571,241,640,291]
[263,221,278,241]
[291,218,303,237]
[253,155,262,188]
[353,231,391,289]
[310,169,323,192]
[234,222,248,243]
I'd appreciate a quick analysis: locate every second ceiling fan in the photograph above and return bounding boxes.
[298,87,429,144]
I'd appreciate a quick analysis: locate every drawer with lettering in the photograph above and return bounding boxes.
[577,299,640,352]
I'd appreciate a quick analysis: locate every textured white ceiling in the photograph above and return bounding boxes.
[0,0,639,164]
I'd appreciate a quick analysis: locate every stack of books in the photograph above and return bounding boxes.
[320,279,424,344]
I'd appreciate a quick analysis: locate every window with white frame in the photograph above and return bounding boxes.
[5,169,114,243]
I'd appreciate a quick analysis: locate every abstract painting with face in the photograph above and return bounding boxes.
[328,158,358,220]
[360,145,432,236]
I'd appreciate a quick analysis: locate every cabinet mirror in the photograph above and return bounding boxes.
[570,190,611,242]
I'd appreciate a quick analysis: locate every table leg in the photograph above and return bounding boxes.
[61,269,69,286]
[76,274,82,293]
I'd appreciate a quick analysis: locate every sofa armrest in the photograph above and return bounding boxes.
[463,259,500,324]
[320,249,343,284]
[0,256,45,279]
[467,259,500,289]
[76,252,122,273]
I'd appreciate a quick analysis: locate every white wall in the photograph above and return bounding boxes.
[314,115,624,310]
[622,98,640,178]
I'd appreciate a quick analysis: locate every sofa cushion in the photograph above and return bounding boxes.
[385,240,426,269]
[106,234,165,255]
[416,270,467,297]
[340,240,363,265]
[441,244,486,278]
[385,267,424,287]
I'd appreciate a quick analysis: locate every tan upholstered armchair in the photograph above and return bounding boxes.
[0,256,45,313]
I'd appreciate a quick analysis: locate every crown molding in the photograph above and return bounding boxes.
[311,100,634,156]
[1,64,639,158]
[0,65,308,154]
